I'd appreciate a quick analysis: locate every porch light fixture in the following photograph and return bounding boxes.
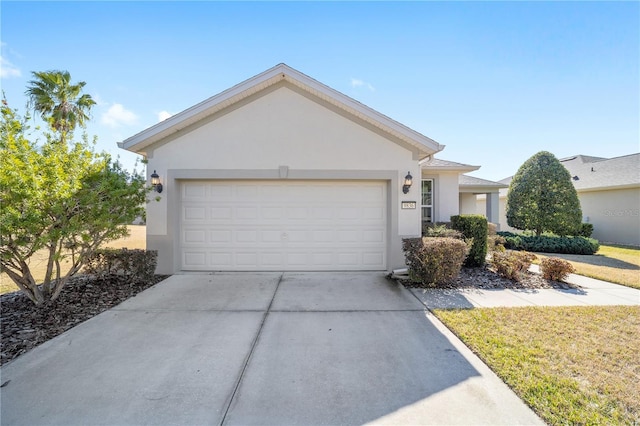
[402,171,413,194]
[151,170,163,193]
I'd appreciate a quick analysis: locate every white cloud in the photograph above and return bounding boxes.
[0,56,21,79]
[101,103,138,128]
[157,110,173,122]
[350,78,375,92]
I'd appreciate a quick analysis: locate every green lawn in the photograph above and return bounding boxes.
[535,244,640,289]
[434,306,640,425]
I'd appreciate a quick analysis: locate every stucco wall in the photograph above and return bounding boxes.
[579,188,640,246]
[460,193,480,215]
[145,85,424,273]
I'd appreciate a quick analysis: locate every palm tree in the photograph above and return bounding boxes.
[25,70,96,135]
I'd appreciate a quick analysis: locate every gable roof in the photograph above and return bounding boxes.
[118,63,444,158]
[499,153,640,193]
[420,157,480,172]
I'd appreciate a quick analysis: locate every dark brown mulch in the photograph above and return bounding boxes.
[402,265,578,290]
[1,274,168,366]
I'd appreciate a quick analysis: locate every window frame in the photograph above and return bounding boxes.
[421,179,434,224]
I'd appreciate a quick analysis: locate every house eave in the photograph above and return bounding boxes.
[576,183,640,193]
[422,166,480,173]
[459,184,507,194]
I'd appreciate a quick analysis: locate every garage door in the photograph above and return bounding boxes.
[179,180,387,271]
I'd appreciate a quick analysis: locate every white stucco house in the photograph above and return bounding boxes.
[119,64,501,274]
[492,154,640,246]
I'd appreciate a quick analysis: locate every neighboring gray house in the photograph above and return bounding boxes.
[119,64,505,274]
[493,153,640,246]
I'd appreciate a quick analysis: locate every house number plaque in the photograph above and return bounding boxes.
[401,201,417,209]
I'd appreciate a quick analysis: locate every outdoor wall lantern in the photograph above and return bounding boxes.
[402,171,413,194]
[151,170,163,193]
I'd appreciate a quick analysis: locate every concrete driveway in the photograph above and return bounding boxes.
[1,273,542,425]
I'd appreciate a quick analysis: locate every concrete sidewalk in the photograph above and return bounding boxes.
[0,272,543,425]
[411,268,640,309]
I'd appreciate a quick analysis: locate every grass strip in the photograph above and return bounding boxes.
[534,244,640,289]
[434,306,640,425]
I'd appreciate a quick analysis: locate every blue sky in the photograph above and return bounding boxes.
[2,1,638,181]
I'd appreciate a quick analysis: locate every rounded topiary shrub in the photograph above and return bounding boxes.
[451,214,488,267]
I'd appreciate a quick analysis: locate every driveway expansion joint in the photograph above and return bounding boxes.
[219,272,284,426]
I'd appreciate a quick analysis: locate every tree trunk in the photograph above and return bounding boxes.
[3,266,45,306]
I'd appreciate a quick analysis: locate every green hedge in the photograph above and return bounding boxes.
[451,214,488,267]
[497,232,599,255]
[84,248,158,283]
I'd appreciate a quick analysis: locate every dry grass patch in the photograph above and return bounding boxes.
[535,244,640,289]
[434,306,640,425]
[0,225,146,295]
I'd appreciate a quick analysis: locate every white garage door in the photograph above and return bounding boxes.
[179,180,387,271]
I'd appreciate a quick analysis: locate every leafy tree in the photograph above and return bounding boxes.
[1,75,147,306]
[506,151,582,236]
[25,70,96,137]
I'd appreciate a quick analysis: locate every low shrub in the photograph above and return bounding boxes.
[488,234,507,253]
[84,248,158,283]
[490,250,537,281]
[497,232,599,255]
[451,215,488,267]
[577,223,594,238]
[402,237,469,287]
[540,257,575,281]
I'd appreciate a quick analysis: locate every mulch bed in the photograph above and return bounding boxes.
[1,274,168,366]
[401,265,578,290]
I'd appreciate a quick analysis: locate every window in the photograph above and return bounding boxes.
[421,179,433,224]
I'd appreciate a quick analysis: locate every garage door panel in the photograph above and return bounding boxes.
[183,251,207,267]
[180,181,386,271]
[210,230,232,243]
[210,252,232,267]
[363,230,384,242]
[209,185,233,199]
[337,253,359,266]
[363,252,385,265]
[262,252,284,266]
[310,207,333,219]
[183,230,206,244]
[363,207,384,220]
[261,207,284,219]
[286,252,308,266]
[311,252,333,266]
[184,207,206,221]
[312,230,334,242]
[183,183,206,198]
